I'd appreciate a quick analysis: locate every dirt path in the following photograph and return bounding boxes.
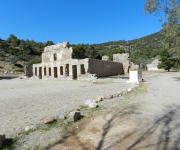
[46,71,180,150]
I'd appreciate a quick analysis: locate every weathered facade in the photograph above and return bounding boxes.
[32,42,124,80]
[146,59,164,71]
[130,62,139,70]
[113,53,130,74]
[102,55,109,61]
[24,65,33,77]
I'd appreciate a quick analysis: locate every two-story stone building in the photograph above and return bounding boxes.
[32,42,124,80]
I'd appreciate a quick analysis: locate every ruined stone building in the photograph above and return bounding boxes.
[113,53,130,74]
[32,42,124,80]
[112,53,139,73]
[146,59,164,71]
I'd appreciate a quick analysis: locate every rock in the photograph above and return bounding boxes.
[25,126,31,131]
[92,80,97,84]
[106,94,113,99]
[116,91,121,94]
[101,95,105,100]
[42,116,56,124]
[89,102,98,108]
[69,111,81,122]
[85,99,95,106]
[56,112,65,120]
[75,106,81,111]
[96,96,102,102]
[0,134,5,148]
[122,91,126,95]
[113,93,119,97]
[122,89,127,95]
[128,88,132,92]
[4,71,8,74]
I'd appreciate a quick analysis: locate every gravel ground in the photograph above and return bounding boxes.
[46,71,180,150]
[0,75,135,137]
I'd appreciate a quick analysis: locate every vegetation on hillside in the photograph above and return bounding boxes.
[158,49,179,71]
[0,34,54,66]
[0,30,179,71]
[144,0,180,70]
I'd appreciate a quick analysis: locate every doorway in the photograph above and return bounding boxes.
[44,67,46,76]
[80,64,85,74]
[65,64,69,76]
[54,67,57,78]
[72,65,77,79]
[35,67,37,76]
[60,66,63,75]
[49,67,51,76]
[39,67,42,79]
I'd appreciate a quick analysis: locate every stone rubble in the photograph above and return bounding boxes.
[55,112,65,120]
[88,102,98,108]
[106,94,113,99]
[69,111,81,122]
[96,96,102,102]
[42,116,56,124]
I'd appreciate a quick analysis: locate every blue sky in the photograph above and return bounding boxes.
[0,0,162,44]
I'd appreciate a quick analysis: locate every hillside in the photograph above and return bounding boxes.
[0,31,163,74]
[93,32,162,59]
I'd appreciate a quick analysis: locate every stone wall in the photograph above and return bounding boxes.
[24,65,33,77]
[102,55,109,61]
[130,62,139,70]
[33,58,89,80]
[113,53,130,74]
[146,59,164,71]
[88,59,124,77]
[32,42,124,80]
[42,42,73,63]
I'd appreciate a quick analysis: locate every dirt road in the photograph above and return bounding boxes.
[46,71,180,150]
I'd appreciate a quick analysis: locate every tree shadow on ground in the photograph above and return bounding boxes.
[1,138,14,149]
[98,105,180,150]
[44,105,180,150]
[44,108,135,150]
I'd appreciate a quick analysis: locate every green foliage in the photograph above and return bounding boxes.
[1,139,16,150]
[0,32,169,68]
[72,44,86,59]
[158,49,179,71]
[26,58,41,66]
[15,69,24,72]
[145,0,180,25]
[160,25,180,57]
[0,34,53,65]
[144,0,180,57]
